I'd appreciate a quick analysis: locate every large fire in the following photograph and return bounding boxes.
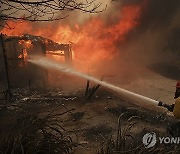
[1,4,142,73]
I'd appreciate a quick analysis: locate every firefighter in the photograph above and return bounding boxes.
[158,81,180,136]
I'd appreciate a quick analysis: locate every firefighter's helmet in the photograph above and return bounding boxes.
[176,81,180,88]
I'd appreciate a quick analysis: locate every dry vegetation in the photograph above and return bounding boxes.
[0,86,179,154]
[0,106,76,153]
[99,115,180,154]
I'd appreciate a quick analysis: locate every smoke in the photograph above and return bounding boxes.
[94,0,180,80]
[85,0,180,84]
[119,0,180,63]
[1,0,180,80]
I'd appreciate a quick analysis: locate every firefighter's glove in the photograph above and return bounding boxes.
[158,101,164,106]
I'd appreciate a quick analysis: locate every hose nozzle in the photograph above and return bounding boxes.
[158,101,164,106]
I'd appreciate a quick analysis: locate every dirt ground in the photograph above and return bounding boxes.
[0,62,179,153]
[0,88,175,153]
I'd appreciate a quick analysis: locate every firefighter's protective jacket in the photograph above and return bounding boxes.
[173,97,180,119]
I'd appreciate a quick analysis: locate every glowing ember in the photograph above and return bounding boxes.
[18,54,23,59]
[18,40,32,49]
[23,49,28,61]
[18,49,28,60]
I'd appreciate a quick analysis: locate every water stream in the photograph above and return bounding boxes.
[28,56,159,107]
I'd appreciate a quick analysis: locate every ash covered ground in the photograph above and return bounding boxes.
[0,63,179,153]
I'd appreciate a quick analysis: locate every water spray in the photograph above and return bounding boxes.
[28,56,160,107]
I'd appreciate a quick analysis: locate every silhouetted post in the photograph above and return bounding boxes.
[0,34,11,102]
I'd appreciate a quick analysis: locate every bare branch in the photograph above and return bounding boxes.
[0,0,106,26]
[8,0,55,5]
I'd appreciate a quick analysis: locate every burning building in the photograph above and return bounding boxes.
[0,34,72,100]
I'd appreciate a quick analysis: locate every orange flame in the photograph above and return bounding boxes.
[1,21,32,36]
[19,40,32,48]
[1,4,142,72]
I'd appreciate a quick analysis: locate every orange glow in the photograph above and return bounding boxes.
[47,50,65,55]
[1,21,32,36]
[46,50,65,62]
[1,4,142,72]
[18,49,28,60]
[72,50,75,60]
[19,40,32,48]
[44,39,49,45]
[23,49,28,61]
[18,54,23,59]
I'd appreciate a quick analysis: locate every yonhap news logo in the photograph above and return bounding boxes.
[143,132,180,148]
[143,132,156,148]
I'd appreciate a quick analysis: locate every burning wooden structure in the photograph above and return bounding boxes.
[4,34,72,64]
[0,34,73,101]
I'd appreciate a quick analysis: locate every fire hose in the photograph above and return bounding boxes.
[28,56,173,112]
